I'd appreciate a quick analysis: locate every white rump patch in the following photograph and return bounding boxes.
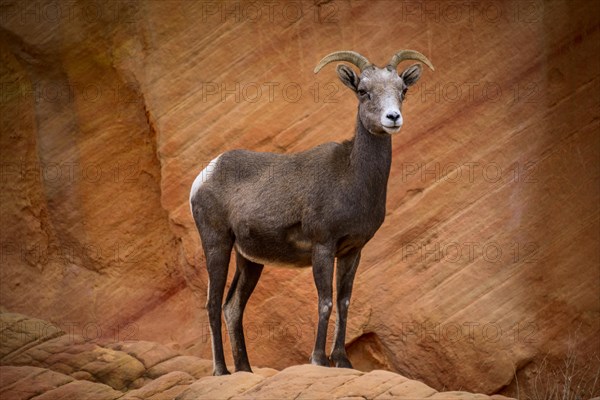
[189,154,222,209]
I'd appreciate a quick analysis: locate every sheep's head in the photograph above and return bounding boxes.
[314,50,434,135]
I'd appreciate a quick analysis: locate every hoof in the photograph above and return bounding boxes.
[213,368,231,376]
[309,353,330,367]
[330,352,353,368]
[333,358,353,368]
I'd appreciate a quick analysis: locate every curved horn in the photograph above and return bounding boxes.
[388,50,435,71]
[314,51,371,74]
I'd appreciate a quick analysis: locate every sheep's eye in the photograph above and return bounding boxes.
[358,89,369,99]
[401,88,408,99]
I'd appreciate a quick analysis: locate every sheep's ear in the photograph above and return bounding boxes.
[400,63,422,87]
[336,64,360,92]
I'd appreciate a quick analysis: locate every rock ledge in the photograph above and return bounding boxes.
[0,312,514,400]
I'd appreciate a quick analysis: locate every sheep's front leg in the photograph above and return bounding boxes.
[330,250,360,368]
[310,243,335,366]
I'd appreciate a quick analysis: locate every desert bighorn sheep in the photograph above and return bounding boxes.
[190,50,434,375]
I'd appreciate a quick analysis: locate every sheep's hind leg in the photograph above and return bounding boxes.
[223,250,264,372]
[204,234,234,376]
[330,250,361,368]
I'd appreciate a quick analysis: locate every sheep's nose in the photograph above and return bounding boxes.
[386,112,400,122]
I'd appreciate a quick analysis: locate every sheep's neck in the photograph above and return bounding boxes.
[349,115,392,195]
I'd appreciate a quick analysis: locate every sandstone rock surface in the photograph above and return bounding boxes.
[1,0,598,397]
[0,312,514,400]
